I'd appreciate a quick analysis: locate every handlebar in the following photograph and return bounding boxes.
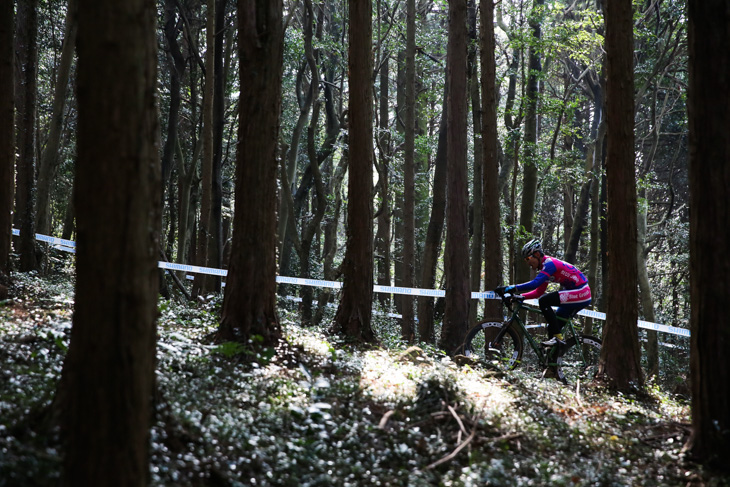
[494,287,525,311]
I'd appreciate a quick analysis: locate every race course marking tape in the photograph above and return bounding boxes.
[13,228,689,337]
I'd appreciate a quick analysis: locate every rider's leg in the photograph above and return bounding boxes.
[538,291,562,338]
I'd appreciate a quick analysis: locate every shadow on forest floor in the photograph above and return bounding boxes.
[1,269,727,486]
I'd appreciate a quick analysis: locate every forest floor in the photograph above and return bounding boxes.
[1,266,728,487]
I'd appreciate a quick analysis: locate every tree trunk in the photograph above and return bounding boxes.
[314,156,347,325]
[59,0,160,483]
[468,0,483,327]
[516,0,543,285]
[278,62,314,272]
[192,0,216,298]
[36,0,77,237]
[375,51,391,308]
[637,199,659,378]
[332,0,376,344]
[218,0,284,346]
[401,0,416,341]
[440,0,469,355]
[210,0,229,291]
[480,0,502,322]
[14,0,39,272]
[684,0,730,470]
[417,95,447,343]
[0,0,13,275]
[597,0,643,392]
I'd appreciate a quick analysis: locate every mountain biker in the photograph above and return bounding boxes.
[496,238,592,347]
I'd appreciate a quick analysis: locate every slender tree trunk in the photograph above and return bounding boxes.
[417,96,447,343]
[401,0,416,341]
[480,0,502,322]
[375,52,391,308]
[637,199,658,377]
[36,0,77,237]
[0,0,13,275]
[332,0,376,344]
[597,0,643,392]
[218,0,283,345]
[278,63,313,270]
[59,0,160,483]
[684,0,730,470]
[210,0,229,291]
[440,0,469,355]
[192,0,216,298]
[14,0,39,272]
[467,0,483,327]
[314,156,347,325]
[516,0,543,285]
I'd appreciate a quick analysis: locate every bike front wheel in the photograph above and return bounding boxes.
[556,334,602,383]
[461,320,523,370]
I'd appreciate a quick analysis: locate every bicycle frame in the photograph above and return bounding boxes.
[494,293,585,368]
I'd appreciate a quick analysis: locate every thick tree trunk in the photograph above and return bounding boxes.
[0,0,13,275]
[480,0,502,322]
[59,0,160,483]
[597,0,644,392]
[684,0,730,470]
[14,0,39,272]
[332,0,376,344]
[218,0,283,345]
[440,0,469,355]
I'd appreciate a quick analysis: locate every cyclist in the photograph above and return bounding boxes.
[497,238,591,347]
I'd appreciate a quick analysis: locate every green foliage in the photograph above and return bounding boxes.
[2,272,725,486]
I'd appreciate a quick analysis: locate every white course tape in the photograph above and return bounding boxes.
[13,228,690,338]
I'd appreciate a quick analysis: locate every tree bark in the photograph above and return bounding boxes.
[59,0,160,483]
[0,0,13,275]
[332,0,376,344]
[417,95,447,343]
[480,0,502,322]
[218,0,284,346]
[440,0,469,355]
[401,0,416,341]
[684,0,730,470]
[375,50,391,308]
[192,0,216,298]
[516,0,543,285]
[14,0,39,272]
[597,0,644,392]
[468,0,483,327]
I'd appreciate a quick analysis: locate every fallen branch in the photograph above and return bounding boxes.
[378,410,395,429]
[447,404,468,437]
[426,428,476,470]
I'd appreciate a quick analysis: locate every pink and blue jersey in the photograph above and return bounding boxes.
[516,255,591,305]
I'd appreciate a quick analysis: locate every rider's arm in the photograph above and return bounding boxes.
[514,270,550,295]
[522,281,548,299]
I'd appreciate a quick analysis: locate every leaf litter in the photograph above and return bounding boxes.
[0,270,727,486]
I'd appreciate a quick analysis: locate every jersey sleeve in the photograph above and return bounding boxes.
[514,270,550,294]
[522,281,549,300]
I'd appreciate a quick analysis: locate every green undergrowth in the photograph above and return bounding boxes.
[1,271,727,486]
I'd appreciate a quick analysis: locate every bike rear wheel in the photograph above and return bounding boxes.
[461,320,523,370]
[556,334,602,383]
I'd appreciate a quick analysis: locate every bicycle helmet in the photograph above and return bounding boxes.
[521,238,542,259]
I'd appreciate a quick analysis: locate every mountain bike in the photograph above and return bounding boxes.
[459,289,602,384]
